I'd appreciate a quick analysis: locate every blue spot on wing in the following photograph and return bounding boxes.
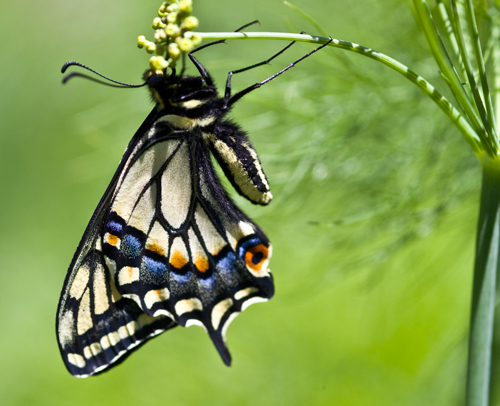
[122,235,142,258]
[216,252,238,277]
[107,220,123,234]
[143,257,167,275]
[171,272,190,285]
[199,274,216,290]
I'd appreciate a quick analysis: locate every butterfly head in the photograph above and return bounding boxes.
[145,69,217,109]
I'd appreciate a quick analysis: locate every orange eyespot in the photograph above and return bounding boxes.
[244,244,269,271]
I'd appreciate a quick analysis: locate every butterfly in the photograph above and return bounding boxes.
[56,32,332,377]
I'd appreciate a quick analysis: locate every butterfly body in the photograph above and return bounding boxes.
[57,68,274,377]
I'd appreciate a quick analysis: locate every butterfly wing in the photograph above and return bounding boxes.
[57,110,274,377]
[57,108,177,377]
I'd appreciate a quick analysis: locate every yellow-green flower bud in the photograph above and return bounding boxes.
[146,41,157,54]
[152,17,166,29]
[166,12,178,24]
[154,29,167,43]
[182,16,199,30]
[168,42,181,60]
[137,35,146,48]
[165,23,180,37]
[179,0,193,13]
[158,2,167,16]
[176,36,194,53]
[185,32,202,46]
[150,55,169,71]
[166,3,179,13]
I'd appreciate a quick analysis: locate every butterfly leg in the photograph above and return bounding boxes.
[188,21,262,86]
[223,41,297,101]
[226,38,333,107]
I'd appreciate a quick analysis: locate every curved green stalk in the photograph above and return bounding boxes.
[197,31,482,154]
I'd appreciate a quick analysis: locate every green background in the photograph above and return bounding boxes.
[0,0,479,404]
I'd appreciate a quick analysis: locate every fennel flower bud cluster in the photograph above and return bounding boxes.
[137,0,202,73]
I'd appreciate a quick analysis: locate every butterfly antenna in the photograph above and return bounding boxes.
[61,61,146,88]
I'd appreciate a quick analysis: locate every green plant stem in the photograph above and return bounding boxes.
[197,31,483,155]
[467,158,500,406]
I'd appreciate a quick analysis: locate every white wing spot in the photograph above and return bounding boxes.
[108,331,120,346]
[100,335,111,350]
[241,296,268,311]
[122,293,142,308]
[118,266,140,285]
[234,287,259,300]
[175,298,203,316]
[185,319,207,331]
[212,298,233,330]
[118,326,130,340]
[125,320,138,336]
[67,353,86,368]
[238,221,254,237]
[83,342,103,359]
[145,288,170,309]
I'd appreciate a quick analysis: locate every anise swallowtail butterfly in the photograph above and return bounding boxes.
[57,33,331,377]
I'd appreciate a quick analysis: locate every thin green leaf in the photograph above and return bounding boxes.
[436,0,469,95]
[463,0,498,143]
[450,0,498,152]
[413,0,488,152]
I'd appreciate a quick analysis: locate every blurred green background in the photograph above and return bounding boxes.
[0,0,480,405]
